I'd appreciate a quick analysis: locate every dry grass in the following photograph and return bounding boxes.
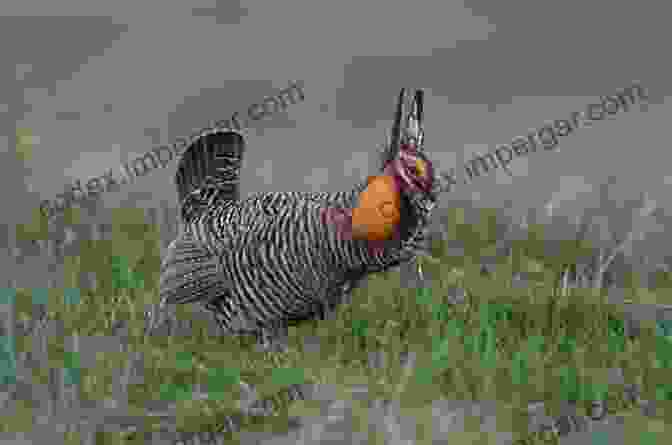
[4,186,672,444]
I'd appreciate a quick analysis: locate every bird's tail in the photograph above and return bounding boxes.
[175,129,246,223]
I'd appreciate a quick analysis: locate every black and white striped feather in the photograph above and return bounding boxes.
[152,89,441,342]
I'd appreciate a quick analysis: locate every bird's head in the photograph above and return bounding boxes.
[378,88,437,197]
[383,141,435,196]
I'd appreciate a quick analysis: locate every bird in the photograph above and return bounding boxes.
[147,88,445,415]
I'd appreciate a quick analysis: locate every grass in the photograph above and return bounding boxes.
[4,202,672,444]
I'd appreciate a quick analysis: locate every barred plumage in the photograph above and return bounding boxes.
[148,88,443,414]
[157,184,426,336]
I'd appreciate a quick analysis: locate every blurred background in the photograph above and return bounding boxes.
[1,1,670,290]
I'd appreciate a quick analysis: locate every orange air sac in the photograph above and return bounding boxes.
[351,175,401,241]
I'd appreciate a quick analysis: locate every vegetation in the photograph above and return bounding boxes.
[4,178,672,444]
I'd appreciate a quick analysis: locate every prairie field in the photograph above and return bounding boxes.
[3,185,672,444]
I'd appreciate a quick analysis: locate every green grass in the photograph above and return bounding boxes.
[6,205,672,444]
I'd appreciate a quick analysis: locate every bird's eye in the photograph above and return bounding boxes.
[414,159,426,177]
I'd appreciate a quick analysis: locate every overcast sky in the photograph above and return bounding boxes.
[1,0,670,232]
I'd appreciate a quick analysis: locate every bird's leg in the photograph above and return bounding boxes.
[237,380,267,416]
[313,299,327,321]
[256,323,289,354]
[144,301,172,337]
[235,325,290,419]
